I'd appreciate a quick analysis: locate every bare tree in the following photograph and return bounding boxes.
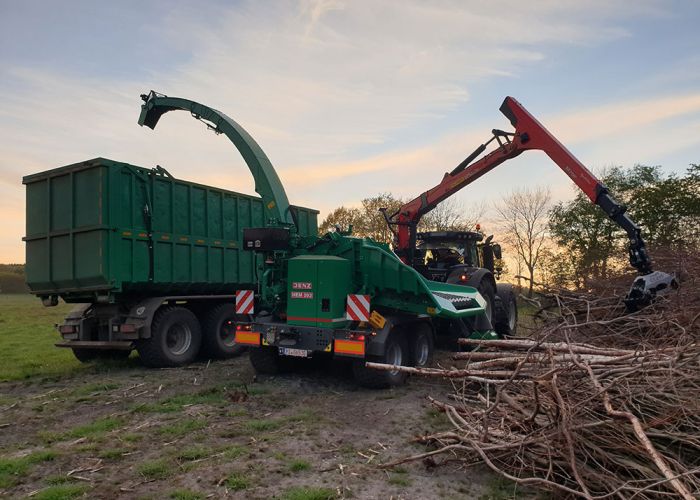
[495,187,551,296]
[419,198,485,232]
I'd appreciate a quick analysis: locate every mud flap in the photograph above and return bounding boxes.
[461,311,498,341]
[449,311,498,348]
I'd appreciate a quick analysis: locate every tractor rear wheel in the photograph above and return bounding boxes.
[353,332,409,389]
[137,307,202,368]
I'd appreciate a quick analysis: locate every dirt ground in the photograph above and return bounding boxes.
[0,351,498,499]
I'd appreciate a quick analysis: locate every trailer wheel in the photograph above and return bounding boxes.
[201,304,246,359]
[71,348,131,363]
[494,289,518,337]
[353,333,409,389]
[249,346,282,374]
[137,306,202,368]
[409,324,434,368]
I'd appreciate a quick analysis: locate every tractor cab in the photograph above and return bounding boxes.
[415,231,503,282]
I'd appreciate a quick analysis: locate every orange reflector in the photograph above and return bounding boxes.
[235,331,261,346]
[334,339,365,357]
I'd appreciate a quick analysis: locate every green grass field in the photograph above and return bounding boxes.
[0,292,536,383]
[0,294,81,382]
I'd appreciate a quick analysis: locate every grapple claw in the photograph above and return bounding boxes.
[625,271,678,312]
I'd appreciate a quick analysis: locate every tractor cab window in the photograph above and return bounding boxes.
[463,243,479,267]
[417,239,482,268]
[422,246,464,268]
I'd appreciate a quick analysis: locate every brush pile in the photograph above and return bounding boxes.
[376,253,700,498]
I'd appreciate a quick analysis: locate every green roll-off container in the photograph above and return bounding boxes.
[23,158,318,302]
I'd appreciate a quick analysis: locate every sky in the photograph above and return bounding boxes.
[1,0,699,263]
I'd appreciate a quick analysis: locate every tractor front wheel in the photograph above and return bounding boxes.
[476,279,496,325]
[494,288,518,337]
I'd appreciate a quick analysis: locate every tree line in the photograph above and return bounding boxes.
[3,164,697,295]
[546,164,699,289]
[320,164,700,293]
[319,194,486,244]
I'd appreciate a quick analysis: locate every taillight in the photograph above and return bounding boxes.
[59,325,75,334]
[120,324,137,333]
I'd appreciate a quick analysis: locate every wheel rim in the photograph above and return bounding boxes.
[508,300,517,331]
[220,318,237,348]
[165,323,192,356]
[415,336,430,366]
[386,342,402,376]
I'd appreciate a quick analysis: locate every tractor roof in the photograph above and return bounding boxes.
[417,231,484,244]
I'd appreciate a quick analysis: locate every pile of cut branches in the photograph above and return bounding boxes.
[376,253,700,499]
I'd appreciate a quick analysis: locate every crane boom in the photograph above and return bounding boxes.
[387,96,674,310]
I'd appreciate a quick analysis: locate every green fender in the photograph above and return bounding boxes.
[138,91,293,226]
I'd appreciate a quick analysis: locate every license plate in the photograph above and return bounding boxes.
[278,347,310,358]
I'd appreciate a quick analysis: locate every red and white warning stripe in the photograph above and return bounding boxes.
[235,290,255,315]
[346,294,370,322]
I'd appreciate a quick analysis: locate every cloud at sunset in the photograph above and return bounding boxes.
[1,0,698,262]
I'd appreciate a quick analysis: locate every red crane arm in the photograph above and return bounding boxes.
[499,97,600,201]
[389,96,652,275]
[394,131,522,251]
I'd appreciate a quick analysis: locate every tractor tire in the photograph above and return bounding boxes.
[137,306,202,368]
[71,348,131,363]
[494,288,518,337]
[409,323,434,368]
[201,303,246,359]
[249,346,282,375]
[353,332,409,389]
[476,279,496,325]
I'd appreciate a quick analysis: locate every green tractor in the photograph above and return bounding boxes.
[414,230,518,337]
